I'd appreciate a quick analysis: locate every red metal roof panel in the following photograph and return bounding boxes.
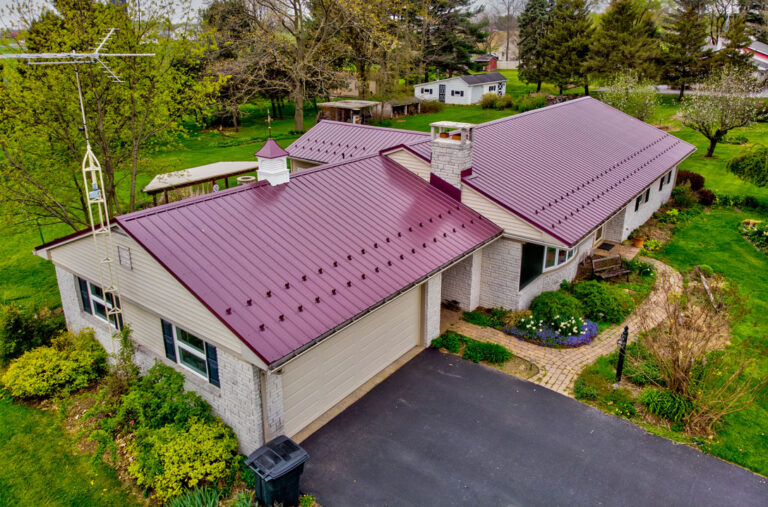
[116,155,501,365]
[287,120,429,166]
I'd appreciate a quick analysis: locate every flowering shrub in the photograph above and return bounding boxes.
[505,317,598,348]
[739,220,768,252]
[569,281,634,324]
[529,291,583,328]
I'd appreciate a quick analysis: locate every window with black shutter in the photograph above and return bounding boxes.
[77,276,91,314]
[161,320,220,387]
[205,343,220,387]
[161,319,177,362]
[77,276,120,328]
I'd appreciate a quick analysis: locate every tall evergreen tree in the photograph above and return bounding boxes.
[543,0,594,95]
[586,0,661,80]
[517,0,553,92]
[662,4,710,101]
[712,13,753,70]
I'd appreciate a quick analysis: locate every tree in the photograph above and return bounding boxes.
[635,272,765,436]
[0,0,219,230]
[586,0,661,80]
[681,67,763,157]
[494,0,524,64]
[517,0,553,92]
[542,0,594,95]
[711,13,753,70]
[412,0,488,81]
[662,3,710,101]
[600,70,657,121]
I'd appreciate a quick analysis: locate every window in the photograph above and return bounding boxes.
[667,171,673,184]
[489,85,496,92]
[76,276,122,329]
[659,177,665,191]
[645,188,651,203]
[635,195,643,212]
[543,246,576,272]
[520,243,545,289]
[117,245,132,269]
[459,91,464,96]
[161,320,220,387]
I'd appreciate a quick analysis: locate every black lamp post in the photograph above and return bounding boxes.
[615,326,629,382]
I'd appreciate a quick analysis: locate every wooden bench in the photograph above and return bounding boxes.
[591,255,631,281]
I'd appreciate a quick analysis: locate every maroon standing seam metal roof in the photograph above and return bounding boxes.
[406,97,695,246]
[115,155,501,366]
[254,138,289,159]
[287,120,429,166]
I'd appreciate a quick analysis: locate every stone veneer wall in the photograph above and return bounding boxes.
[441,255,473,309]
[479,237,522,310]
[603,207,626,243]
[430,139,472,188]
[56,265,265,455]
[423,273,442,345]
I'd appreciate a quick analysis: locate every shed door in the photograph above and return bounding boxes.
[281,286,422,437]
[439,84,446,102]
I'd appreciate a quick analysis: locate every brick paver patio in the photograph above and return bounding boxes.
[442,258,682,396]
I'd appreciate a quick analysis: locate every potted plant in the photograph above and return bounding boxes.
[631,226,649,248]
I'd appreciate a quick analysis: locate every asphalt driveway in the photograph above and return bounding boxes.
[299,349,767,507]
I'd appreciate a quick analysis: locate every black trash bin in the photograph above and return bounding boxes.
[245,435,309,507]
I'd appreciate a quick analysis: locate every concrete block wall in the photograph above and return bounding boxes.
[56,266,119,356]
[478,237,522,310]
[621,167,677,241]
[56,265,266,455]
[423,274,442,345]
[603,207,627,242]
[431,140,472,188]
[441,255,473,309]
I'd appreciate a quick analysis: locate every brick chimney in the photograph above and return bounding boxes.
[429,121,475,194]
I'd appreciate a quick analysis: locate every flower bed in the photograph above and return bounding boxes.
[739,220,768,254]
[504,319,599,348]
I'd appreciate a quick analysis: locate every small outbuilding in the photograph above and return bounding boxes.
[316,100,381,124]
[414,72,507,105]
[472,54,498,72]
[142,161,259,205]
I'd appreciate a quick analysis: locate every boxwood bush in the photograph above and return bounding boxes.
[726,144,768,187]
[569,281,634,324]
[1,329,107,398]
[462,340,511,364]
[0,304,65,366]
[430,331,461,353]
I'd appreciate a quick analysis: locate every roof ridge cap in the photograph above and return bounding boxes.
[317,119,429,136]
[475,96,594,130]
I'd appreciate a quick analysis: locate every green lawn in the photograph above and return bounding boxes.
[0,395,138,506]
[651,208,768,475]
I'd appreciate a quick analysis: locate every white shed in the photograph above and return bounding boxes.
[414,72,507,105]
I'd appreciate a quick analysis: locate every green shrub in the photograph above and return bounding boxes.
[515,93,547,112]
[128,418,239,502]
[431,331,461,353]
[640,388,693,423]
[420,100,444,114]
[574,378,597,400]
[627,258,654,277]
[503,310,531,327]
[495,94,515,110]
[462,309,506,329]
[529,291,584,326]
[300,494,317,507]
[726,144,768,187]
[672,182,698,208]
[93,363,213,435]
[641,239,663,254]
[697,188,716,205]
[722,134,748,145]
[1,329,107,399]
[0,304,65,366]
[569,281,634,324]
[167,485,222,507]
[232,491,256,507]
[462,340,511,364]
[698,264,714,277]
[480,93,498,109]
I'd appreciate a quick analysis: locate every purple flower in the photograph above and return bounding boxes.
[503,320,599,348]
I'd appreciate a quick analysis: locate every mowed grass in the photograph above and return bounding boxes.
[652,208,768,476]
[0,395,138,506]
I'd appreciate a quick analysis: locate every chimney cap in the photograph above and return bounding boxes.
[429,120,475,129]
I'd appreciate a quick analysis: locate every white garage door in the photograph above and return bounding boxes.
[282,286,422,436]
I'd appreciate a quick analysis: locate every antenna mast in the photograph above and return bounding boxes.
[1,29,154,338]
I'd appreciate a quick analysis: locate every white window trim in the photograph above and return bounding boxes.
[172,325,210,382]
[83,279,120,329]
[542,245,577,272]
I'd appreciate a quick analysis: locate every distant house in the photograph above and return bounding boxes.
[414,72,507,105]
[35,97,694,455]
[743,40,768,73]
[489,30,518,69]
[472,54,498,72]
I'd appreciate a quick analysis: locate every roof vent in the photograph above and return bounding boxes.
[255,139,289,186]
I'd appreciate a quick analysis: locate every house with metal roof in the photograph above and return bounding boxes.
[33,96,694,454]
[414,72,507,105]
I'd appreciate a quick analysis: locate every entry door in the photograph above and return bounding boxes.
[439,84,446,102]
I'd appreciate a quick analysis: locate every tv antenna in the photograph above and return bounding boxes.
[1,28,154,338]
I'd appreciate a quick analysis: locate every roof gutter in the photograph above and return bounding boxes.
[267,230,503,372]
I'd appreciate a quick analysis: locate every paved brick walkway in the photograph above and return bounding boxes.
[442,258,682,397]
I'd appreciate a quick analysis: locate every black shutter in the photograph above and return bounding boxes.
[161,320,177,362]
[77,277,91,314]
[205,343,220,387]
